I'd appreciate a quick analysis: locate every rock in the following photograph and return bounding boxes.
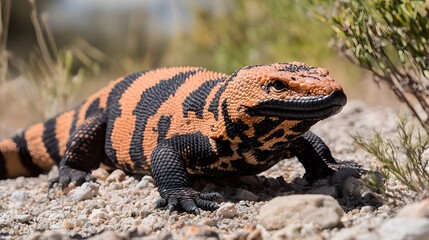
[30,230,68,240]
[294,177,309,186]
[91,168,110,180]
[89,208,109,220]
[332,168,361,185]
[397,198,429,219]
[377,217,429,240]
[62,220,75,229]
[91,230,127,240]
[308,185,338,198]
[179,225,220,240]
[15,214,32,223]
[106,169,126,183]
[258,194,344,230]
[10,190,28,202]
[137,175,155,189]
[236,189,259,201]
[71,182,99,201]
[331,168,363,197]
[341,177,361,197]
[216,203,238,219]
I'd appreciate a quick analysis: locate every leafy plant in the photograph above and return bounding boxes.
[0,0,11,84]
[353,116,429,199]
[306,0,429,132]
[20,0,99,120]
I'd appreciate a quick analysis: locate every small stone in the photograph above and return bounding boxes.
[239,176,261,186]
[180,225,220,240]
[91,230,127,240]
[10,190,28,202]
[397,198,429,219]
[216,203,238,219]
[294,177,309,186]
[312,178,330,187]
[332,168,361,185]
[342,177,362,197]
[15,214,32,223]
[308,185,338,198]
[202,219,219,227]
[63,220,75,229]
[137,176,155,189]
[89,208,109,220]
[378,217,429,240]
[71,182,99,201]
[246,229,263,240]
[258,195,344,230]
[360,206,375,213]
[91,168,110,180]
[106,169,126,183]
[236,189,259,201]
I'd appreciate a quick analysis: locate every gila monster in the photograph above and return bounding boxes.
[0,62,362,214]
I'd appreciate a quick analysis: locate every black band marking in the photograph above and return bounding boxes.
[104,71,146,166]
[156,115,172,143]
[130,69,201,168]
[85,98,102,119]
[12,133,44,176]
[43,117,61,163]
[0,151,6,179]
[183,77,224,119]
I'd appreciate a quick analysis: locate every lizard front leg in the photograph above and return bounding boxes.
[151,139,221,214]
[48,113,106,188]
[292,131,364,181]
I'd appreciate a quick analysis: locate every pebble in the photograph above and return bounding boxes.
[63,220,75,229]
[180,225,219,240]
[72,182,100,201]
[342,177,362,197]
[397,198,429,219]
[106,169,126,183]
[308,185,338,198]
[10,190,28,202]
[91,168,110,180]
[236,189,259,201]
[15,214,32,223]
[216,203,238,219]
[377,218,429,240]
[258,194,344,230]
[89,208,109,221]
[137,175,155,189]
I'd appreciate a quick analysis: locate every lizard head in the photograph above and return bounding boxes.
[222,62,346,121]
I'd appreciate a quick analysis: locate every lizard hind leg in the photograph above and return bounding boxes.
[48,112,107,188]
[151,144,222,214]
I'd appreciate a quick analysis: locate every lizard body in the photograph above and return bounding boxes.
[0,62,359,213]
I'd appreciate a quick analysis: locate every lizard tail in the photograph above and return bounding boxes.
[0,109,79,179]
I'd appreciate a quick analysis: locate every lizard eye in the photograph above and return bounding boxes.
[271,79,288,92]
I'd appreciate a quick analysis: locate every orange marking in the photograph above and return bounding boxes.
[111,67,199,168]
[99,80,120,109]
[76,93,101,126]
[25,123,55,171]
[143,70,225,163]
[0,139,32,177]
[55,110,75,156]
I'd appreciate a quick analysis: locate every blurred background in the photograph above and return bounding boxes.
[0,0,397,136]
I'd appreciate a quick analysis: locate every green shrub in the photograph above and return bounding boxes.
[353,116,429,200]
[307,0,429,131]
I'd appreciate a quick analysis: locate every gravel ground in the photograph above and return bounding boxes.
[0,100,422,239]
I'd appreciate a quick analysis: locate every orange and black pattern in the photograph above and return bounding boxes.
[0,62,363,213]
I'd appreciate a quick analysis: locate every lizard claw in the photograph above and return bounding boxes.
[48,165,94,189]
[156,188,222,214]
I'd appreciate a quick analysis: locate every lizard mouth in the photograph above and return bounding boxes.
[246,91,347,120]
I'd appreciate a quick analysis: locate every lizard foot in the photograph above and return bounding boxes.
[155,188,222,214]
[48,165,95,189]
